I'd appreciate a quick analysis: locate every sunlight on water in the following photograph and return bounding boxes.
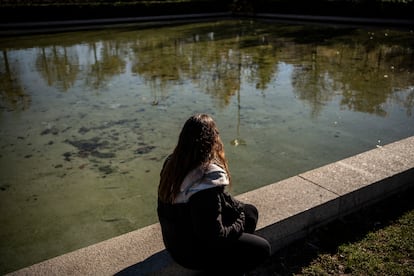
[0,19,413,273]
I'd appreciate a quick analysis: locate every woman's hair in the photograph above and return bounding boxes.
[158,113,230,203]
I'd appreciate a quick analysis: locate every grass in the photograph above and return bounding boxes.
[302,210,414,275]
[249,186,414,275]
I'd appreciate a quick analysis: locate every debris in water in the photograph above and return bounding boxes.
[66,137,103,152]
[65,138,113,158]
[230,138,246,146]
[99,165,114,174]
[102,218,122,222]
[91,151,115,158]
[0,184,10,191]
[78,127,90,134]
[134,145,156,154]
[77,119,139,134]
[40,126,59,135]
[63,152,72,161]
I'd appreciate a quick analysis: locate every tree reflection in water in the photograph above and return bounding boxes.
[1,20,413,115]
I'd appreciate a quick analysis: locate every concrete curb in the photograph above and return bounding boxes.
[0,13,233,36]
[1,12,413,37]
[254,13,414,27]
[7,136,414,275]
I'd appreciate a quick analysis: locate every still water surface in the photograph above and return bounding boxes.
[0,19,413,273]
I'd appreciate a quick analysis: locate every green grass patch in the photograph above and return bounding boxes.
[302,210,414,275]
[249,187,414,275]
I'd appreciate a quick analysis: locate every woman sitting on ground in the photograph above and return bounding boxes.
[157,113,271,275]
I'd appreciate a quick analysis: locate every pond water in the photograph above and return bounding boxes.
[0,19,413,273]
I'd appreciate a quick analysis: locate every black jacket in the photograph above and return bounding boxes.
[157,186,245,267]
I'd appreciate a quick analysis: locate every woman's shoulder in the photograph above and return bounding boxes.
[206,163,225,172]
[188,185,224,201]
[203,163,229,186]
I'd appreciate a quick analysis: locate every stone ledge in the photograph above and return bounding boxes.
[8,136,414,276]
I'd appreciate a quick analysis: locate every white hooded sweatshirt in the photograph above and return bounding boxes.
[174,163,229,204]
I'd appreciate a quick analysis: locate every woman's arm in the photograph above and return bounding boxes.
[188,187,245,242]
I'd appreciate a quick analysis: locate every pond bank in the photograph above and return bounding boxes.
[1,12,413,37]
[7,136,414,275]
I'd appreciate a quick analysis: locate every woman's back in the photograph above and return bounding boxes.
[157,114,271,274]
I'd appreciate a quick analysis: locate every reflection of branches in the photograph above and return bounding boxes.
[6,20,410,118]
[128,24,413,117]
[245,44,278,91]
[292,68,335,118]
[290,41,414,117]
[129,23,276,107]
[230,88,246,146]
[36,46,79,91]
[291,46,337,118]
[0,50,30,111]
[202,49,241,107]
[86,41,126,90]
[188,38,245,107]
[336,44,395,117]
[398,89,414,117]
[131,38,184,102]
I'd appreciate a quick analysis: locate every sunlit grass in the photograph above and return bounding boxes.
[301,209,414,275]
[248,188,414,276]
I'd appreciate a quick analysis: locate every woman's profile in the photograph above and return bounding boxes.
[157,113,271,275]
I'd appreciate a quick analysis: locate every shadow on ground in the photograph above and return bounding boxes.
[248,185,414,275]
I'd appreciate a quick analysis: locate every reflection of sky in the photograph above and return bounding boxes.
[10,49,50,96]
[275,62,294,87]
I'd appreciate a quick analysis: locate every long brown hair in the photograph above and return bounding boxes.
[158,114,230,203]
